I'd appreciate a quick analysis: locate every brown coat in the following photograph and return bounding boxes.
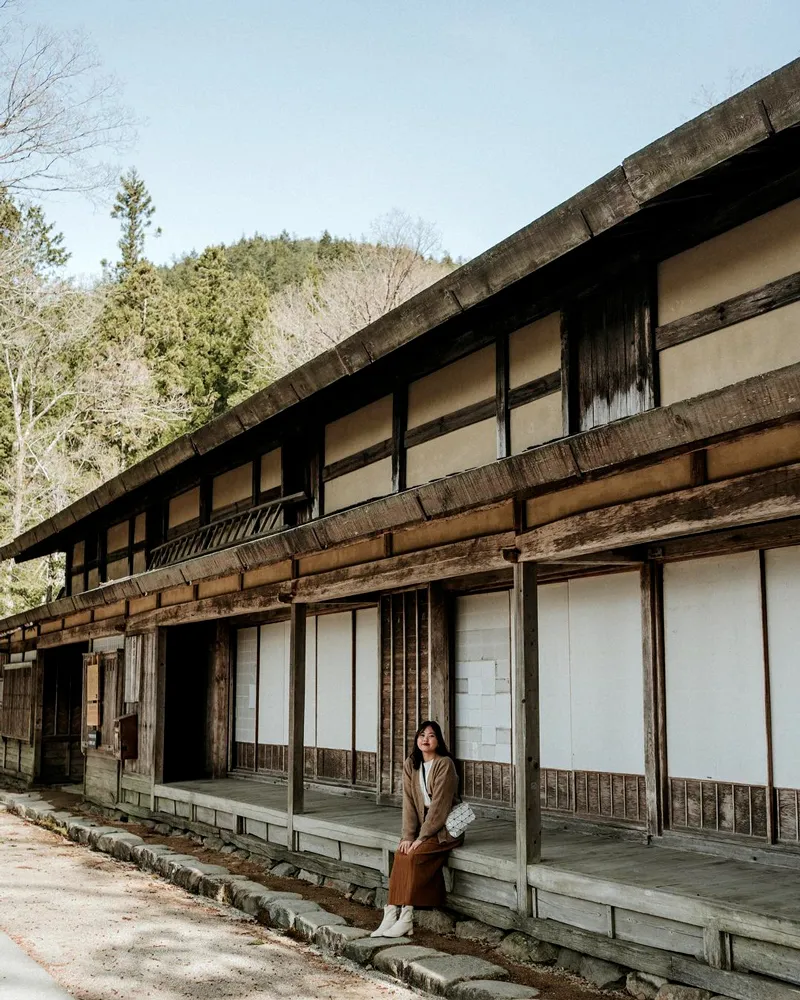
[401,755,461,844]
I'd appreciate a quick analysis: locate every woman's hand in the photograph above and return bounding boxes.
[408,838,425,853]
[397,839,414,854]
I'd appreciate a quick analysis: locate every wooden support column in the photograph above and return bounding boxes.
[286,602,307,848]
[513,559,541,916]
[152,628,168,793]
[208,621,232,779]
[641,562,666,838]
[428,583,452,747]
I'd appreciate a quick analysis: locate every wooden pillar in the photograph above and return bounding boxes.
[641,561,665,837]
[208,621,232,779]
[513,559,540,916]
[152,628,168,793]
[428,583,452,747]
[287,602,307,847]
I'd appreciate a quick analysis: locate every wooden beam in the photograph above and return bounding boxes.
[654,516,800,562]
[508,370,562,410]
[37,616,126,649]
[641,562,664,837]
[322,438,393,483]
[518,462,800,563]
[286,602,307,847]
[655,269,800,352]
[427,583,452,747]
[404,396,496,450]
[152,628,167,791]
[513,560,540,916]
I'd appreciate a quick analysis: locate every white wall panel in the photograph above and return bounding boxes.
[305,617,318,746]
[316,612,353,750]
[455,592,512,763]
[355,608,379,753]
[258,621,290,744]
[765,546,800,788]
[664,553,766,785]
[568,573,644,774]
[235,628,257,743]
[538,583,572,770]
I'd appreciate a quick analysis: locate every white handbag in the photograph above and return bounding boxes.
[445,801,476,838]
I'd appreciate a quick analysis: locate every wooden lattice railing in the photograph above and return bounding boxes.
[147,491,306,570]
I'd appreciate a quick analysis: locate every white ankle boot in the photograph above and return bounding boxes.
[370,904,399,937]
[383,904,414,938]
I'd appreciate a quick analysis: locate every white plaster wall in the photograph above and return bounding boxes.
[235,627,257,743]
[664,553,767,785]
[407,345,496,429]
[355,608,379,753]
[538,582,572,770]
[454,592,512,763]
[325,396,393,464]
[258,621,290,744]
[324,457,392,514]
[765,546,800,788]
[305,617,317,746]
[260,449,282,493]
[567,573,644,774]
[508,312,561,388]
[316,612,353,750]
[510,392,563,454]
[658,198,800,324]
[406,418,496,487]
[91,635,125,653]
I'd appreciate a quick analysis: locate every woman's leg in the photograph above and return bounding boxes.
[389,838,457,909]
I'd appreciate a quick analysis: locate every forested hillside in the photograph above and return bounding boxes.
[0,172,455,614]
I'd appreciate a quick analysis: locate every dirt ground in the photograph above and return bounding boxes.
[15,789,615,1000]
[0,807,422,1000]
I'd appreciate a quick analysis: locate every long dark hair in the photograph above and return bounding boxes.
[409,720,453,770]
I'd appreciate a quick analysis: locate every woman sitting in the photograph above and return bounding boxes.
[372,720,463,938]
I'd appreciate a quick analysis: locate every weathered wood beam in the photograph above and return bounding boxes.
[507,369,562,410]
[208,621,231,780]
[544,549,645,567]
[286,602,307,847]
[37,616,126,649]
[322,438,393,483]
[427,584,452,747]
[404,396,496,450]
[653,513,800,562]
[641,563,664,838]
[517,462,800,563]
[513,560,541,915]
[655,269,800,351]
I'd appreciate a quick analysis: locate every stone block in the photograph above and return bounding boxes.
[343,936,413,964]
[130,844,174,871]
[455,921,506,945]
[655,989,712,1000]
[351,887,376,907]
[154,853,198,878]
[627,972,669,1000]
[65,819,96,843]
[415,909,456,935]
[373,945,444,978]
[314,924,370,955]
[294,910,348,940]
[153,823,173,836]
[406,955,508,995]
[85,826,122,848]
[298,869,324,886]
[266,898,323,929]
[448,983,540,1000]
[97,832,143,862]
[555,947,582,973]
[196,873,245,902]
[202,836,225,850]
[323,877,355,894]
[271,861,299,877]
[579,956,627,988]
[497,932,557,965]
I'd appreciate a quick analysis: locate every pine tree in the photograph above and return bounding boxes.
[108,168,161,278]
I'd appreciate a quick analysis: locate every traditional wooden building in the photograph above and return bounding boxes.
[3,61,800,998]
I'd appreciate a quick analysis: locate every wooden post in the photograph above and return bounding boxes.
[428,583,452,747]
[287,602,307,848]
[496,332,510,459]
[208,621,231,780]
[152,628,168,795]
[513,559,540,916]
[641,561,663,838]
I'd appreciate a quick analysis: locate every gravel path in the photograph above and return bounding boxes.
[0,808,420,1000]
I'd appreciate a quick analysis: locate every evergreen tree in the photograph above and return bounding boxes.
[108,168,161,278]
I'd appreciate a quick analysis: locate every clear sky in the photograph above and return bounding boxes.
[29,0,800,279]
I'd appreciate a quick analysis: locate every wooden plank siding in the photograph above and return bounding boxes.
[379,590,429,800]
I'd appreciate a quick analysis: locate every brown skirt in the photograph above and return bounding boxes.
[388,836,461,907]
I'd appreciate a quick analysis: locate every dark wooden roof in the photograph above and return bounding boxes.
[2,57,800,564]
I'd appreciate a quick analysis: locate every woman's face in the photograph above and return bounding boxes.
[417,726,439,755]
